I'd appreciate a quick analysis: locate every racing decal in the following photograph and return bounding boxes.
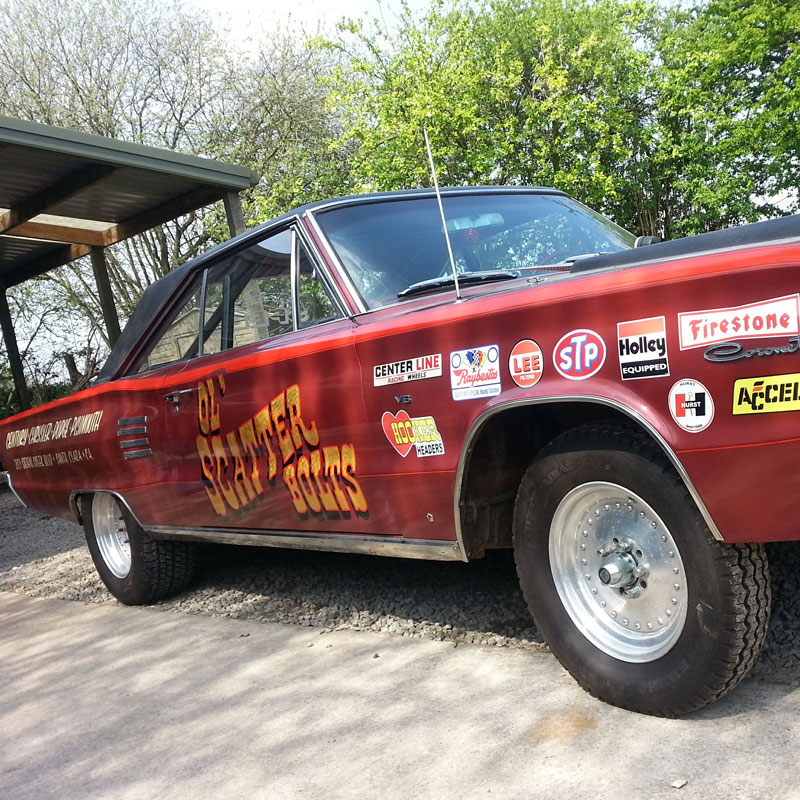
[5,410,103,450]
[381,411,445,457]
[194,374,368,518]
[617,316,669,380]
[509,339,544,388]
[704,336,800,363]
[668,379,714,432]
[553,329,606,380]
[373,353,442,386]
[450,345,501,400]
[678,294,800,350]
[733,373,800,415]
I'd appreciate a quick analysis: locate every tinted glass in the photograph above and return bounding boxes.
[316,193,635,309]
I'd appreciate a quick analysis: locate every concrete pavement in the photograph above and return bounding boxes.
[1,591,798,800]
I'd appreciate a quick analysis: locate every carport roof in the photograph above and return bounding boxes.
[0,116,259,287]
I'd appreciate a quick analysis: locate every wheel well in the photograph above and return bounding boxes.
[458,402,645,559]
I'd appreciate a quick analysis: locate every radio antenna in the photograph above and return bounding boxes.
[423,126,462,302]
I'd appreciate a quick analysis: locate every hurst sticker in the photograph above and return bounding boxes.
[381,411,445,457]
[669,379,714,432]
[509,339,544,388]
[373,353,442,386]
[450,345,501,400]
[733,373,800,415]
[194,373,368,518]
[553,329,606,380]
[617,316,669,380]
[678,294,800,349]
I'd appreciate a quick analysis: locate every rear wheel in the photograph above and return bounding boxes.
[513,424,770,716]
[83,492,196,605]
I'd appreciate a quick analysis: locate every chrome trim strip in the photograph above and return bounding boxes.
[117,416,147,425]
[117,426,146,436]
[119,438,149,449]
[454,396,725,555]
[294,223,350,321]
[147,525,463,560]
[6,473,27,508]
[305,211,368,314]
[123,449,153,460]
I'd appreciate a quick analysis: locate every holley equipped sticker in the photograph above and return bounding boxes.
[450,345,501,400]
[669,378,714,432]
[733,373,800,415]
[553,329,606,380]
[381,411,445,457]
[617,316,669,380]
[509,339,544,388]
[678,294,800,349]
[373,353,442,386]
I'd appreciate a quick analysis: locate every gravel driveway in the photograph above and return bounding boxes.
[2,484,800,684]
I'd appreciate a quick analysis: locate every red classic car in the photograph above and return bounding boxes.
[3,186,797,716]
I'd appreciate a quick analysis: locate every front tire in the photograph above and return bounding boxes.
[83,492,196,605]
[513,424,770,716]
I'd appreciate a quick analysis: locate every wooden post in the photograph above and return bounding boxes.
[0,286,31,410]
[223,191,246,237]
[90,246,122,347]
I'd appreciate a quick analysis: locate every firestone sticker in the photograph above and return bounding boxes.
[373,353,442,386]
[381,411,445,457]
[669,378,714,432]
[617,316,670,380]
[450,345,501,400]
[553,329,606,380]
[509,339,544,388]
[678,294,800,350]
[733,372,800,415]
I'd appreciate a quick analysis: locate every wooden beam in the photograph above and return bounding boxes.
[223,191,246,236]
[0,163,116,234]
[0,286,31,410]
[1,221,107,247]
[6,243,91,286]
[90,247,121,346]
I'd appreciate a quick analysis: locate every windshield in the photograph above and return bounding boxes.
[315,192,635,309]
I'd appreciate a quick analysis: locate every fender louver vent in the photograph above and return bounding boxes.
[117,417,152,459]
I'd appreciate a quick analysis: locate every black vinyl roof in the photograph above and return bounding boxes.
[0,116,259,287]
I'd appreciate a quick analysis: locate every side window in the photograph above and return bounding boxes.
[297,237,340,329]
[137,275,204,373]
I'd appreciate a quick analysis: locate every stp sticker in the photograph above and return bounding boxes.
[733,372,800,415]
[678,294,800,349]
[373,353,442,386]
[509,339,544,388]
[617,316,670,380]
[553,329,606,380]
[669,379,714,432]
[381,411,445,457]
[450,345,501,400]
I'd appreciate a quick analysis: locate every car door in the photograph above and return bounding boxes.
[133,224,387,535]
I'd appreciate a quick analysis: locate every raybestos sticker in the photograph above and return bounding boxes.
[669,378,714,432]
[381,411,445,457]
[450,345,501,400]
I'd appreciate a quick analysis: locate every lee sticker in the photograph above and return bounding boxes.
[553,329,606,380]
[733,373,800,415]
[381,411,445,457]
[678,294,800,350]
[450,345,501,400]
[373,353,442,386]
[617,316,669,380]
[509,340,544,388]
[669,379,714,432]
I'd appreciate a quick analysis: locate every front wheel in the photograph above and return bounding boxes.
[83,492,196,605]
[513,424,770,716]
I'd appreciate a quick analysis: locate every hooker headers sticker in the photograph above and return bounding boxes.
[733,373,800,415]
[373,353,442,386]
[617,316,669,380]
[669,378,714,432]
[450,345,501,400]
[381,411,445,457]
[678,294,800,349]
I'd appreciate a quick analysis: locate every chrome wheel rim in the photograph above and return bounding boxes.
[92,493,131,579]
[549,481,688,663]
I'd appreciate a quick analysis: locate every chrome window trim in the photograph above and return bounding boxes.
[294,223,349,325]
[454,395,725,562]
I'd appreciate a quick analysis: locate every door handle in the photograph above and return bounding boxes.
[163,388,196,411]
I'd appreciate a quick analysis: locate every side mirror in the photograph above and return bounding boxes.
[634,235,662,248]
